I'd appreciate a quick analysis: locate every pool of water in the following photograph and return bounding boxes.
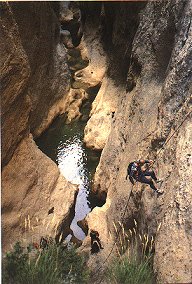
[36,96,101,240]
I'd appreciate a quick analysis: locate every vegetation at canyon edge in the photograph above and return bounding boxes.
[3,241,89,284]
[3,222,155,284]
[106,222,155,284]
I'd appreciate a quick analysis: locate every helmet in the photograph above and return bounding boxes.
[138,159,145,165]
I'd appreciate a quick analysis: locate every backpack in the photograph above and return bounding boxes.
[91,240,100,254]
[127,162,134,175]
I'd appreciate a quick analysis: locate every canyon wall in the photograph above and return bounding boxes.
[79,1,192,283]
[1,1,191,282]
[1,2,76,252]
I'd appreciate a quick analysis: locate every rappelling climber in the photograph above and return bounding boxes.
[90,230,104,254]
[126,159,163,196]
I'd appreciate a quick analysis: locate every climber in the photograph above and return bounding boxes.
[40,236,48,250]
[126,159,163,196]
[90,230,104,254]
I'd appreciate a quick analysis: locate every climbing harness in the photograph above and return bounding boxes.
[93,109,192,281]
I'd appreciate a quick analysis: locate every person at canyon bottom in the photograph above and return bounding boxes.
[126,159,163,196]
[90,230,104,254]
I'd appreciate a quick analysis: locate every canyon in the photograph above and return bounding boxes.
[1,1,192,284]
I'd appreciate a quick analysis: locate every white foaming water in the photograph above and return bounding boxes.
[57,135,91,240]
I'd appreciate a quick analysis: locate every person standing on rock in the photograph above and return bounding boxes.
[126,159,163,196]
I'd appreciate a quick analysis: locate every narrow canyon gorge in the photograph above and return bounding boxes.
[1,1,192,283]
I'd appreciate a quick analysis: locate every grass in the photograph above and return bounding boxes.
[106,220,155,284]
[3,241,89,284]
[3,215,157,284]
[2,215,89,284]
[107,254,153,284]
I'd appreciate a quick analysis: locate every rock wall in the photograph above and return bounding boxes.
[9,2,71,138]
[80,1,192,283]
[1,2,76,252]
[2,135,77,252]
[1,3,31,167]
[1,1,191,282]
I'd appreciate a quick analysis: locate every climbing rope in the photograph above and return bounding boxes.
[91,108,192,282]
[155,109,192,158]
[94,184,134,278]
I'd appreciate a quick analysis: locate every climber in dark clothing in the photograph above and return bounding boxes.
[126,159,163,195]
[90,230,104,254]
[40,237,48,250]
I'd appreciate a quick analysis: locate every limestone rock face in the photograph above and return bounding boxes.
[154,121,192,283]
[59,2,82,47]
[1,3,76,252]
[73,12,120,150]
[152,2,192,281]
[2,136,77,252]
[9,2,71,138]
[73,17,107,89]
[81,1,192,283]
[0,3,31,167]
[64,88,88,123]
[84,78,121,150]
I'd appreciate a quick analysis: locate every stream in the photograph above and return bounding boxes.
[36,18,103,241]
[36,85,101,241]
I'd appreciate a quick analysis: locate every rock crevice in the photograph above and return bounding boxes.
[1,2,77,252]
[79,1,192,283]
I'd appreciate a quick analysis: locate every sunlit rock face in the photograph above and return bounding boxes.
[73,26,107,89]
[2,135,77,252]
[9,2,71,138]
[2,1,192,283]
[1,2,76,252]
[84,77,122,150]
[79,1,192,283]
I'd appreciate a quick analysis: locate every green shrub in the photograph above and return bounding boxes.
[3,241,89,284]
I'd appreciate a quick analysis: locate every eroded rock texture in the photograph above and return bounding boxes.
[1,3,31,167]
[1,2,76,252]
[80,1,192,283]
[1,1,192,282]
[2,135,77,252]
[9,2,71,138]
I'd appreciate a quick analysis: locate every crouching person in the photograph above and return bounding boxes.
[90,230,104,254]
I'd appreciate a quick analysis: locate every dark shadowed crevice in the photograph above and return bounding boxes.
[154,17,176,80]
[101,2,146,85]
[126,56,142,93]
